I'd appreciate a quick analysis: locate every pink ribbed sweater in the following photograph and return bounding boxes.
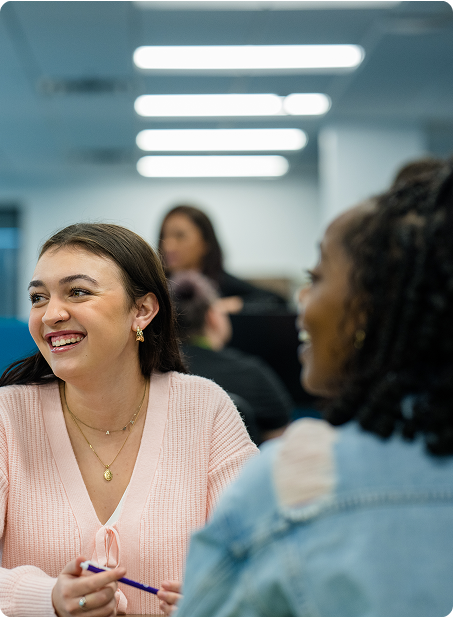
[0,371,258,617]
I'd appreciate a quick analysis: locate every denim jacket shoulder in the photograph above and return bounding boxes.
[178,419,453,617]
[278,419,453,524]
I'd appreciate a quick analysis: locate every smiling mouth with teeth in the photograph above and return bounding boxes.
[51,335,84,347]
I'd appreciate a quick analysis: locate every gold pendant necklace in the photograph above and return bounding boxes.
[63,383,146,435]
[63,382,147,482]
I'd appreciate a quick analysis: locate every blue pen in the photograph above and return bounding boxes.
[80,560,159,595]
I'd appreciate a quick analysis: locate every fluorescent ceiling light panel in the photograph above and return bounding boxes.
[133,45,364,72]
[137,155,289,177]
[134,93,330,117]
[283,93,331,115]
[135,94,282,117]
[134,1,401,10]
[136,129,307,151]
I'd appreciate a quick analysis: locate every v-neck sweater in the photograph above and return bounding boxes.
[0,371,258,616]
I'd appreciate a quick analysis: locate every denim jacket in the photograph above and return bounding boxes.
[177,418,453,617]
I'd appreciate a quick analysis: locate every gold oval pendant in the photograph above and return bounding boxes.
[104,468,113,482]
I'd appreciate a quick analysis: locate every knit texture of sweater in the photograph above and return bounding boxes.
[0,371,258,616]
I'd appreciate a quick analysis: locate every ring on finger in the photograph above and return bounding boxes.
[79,596,88,610]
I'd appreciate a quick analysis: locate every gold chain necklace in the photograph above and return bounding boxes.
[63,383,146,435]
[64,382,147,482]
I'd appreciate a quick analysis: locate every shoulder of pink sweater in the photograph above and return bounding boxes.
[168,371,257,448]
[0,382,56,399]
[0,383,56,421]
[273,418,338,509]
[168,371,255,437]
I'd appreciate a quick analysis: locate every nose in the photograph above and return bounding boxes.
[42,300,70,327]
[295,286,310,331]
[163,236,177,252]
[296,285,310,309]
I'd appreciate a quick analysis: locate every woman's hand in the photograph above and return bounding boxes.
[216,296,244,314]
[52,557,126,617]
[157,580,182,615]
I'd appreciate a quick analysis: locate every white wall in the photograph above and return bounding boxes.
[319,123,427,226]
[0,170,320,319]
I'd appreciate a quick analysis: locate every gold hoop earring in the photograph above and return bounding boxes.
[136,326,144,342]
[354,329,366,350]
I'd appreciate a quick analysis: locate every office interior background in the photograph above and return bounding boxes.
[0,0,452,320]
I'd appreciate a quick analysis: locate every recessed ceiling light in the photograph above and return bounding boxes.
[137,155,289,177]
[133,45,364,72]
[134,93,330,117]
[136,129,307,151]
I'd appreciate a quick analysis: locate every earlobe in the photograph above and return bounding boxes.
[357,308,368,331]
[354,329,366,350]
[349,295,368,330]
[205,306,216,330]
[134,293,160,333]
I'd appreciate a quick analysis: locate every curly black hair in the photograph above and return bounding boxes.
[324,158,453,455]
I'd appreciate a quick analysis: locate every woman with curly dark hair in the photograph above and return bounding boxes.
[175,159,453,617]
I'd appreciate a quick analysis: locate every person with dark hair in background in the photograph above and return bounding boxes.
[175,159,453,617]
[169,271,293,445]
[0,223,257,617]
[159,204,288,313]
[391,155,444,189]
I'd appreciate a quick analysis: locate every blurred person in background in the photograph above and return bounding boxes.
[169,270,292,445]
[391,156,444,189]
[159,204,288,313]
[175,159,453,617]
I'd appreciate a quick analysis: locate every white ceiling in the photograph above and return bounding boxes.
[0,0,452,183]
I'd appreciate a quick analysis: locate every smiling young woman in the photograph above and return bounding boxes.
[28,246,158,391]
[0,223,257,617]
[175,159,453,617]
[297,203,371,398]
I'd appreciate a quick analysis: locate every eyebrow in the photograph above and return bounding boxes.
[28,274,99,290]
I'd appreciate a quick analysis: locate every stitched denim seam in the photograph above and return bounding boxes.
[281,488,453,523]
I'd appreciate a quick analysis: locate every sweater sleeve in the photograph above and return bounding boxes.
[0,567,57,617]
[206,390,259,516]
[0,405,57,617]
